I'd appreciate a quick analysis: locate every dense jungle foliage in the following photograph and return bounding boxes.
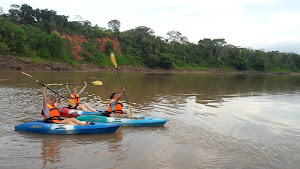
[1,4,300,72]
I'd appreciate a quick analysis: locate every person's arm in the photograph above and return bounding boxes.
[110,100,117,117]
[43,86,47,108]
[116,89,125,102]
[57,94,61,106]
[42,86,50,118]
[65,83,72,99]
[78,81,87,96]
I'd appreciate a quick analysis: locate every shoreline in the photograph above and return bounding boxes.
[1,55,300,75]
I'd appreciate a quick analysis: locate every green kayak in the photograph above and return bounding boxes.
[77,115,169,127]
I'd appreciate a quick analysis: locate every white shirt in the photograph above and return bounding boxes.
[110,100,118,116]
[42,106,50,118]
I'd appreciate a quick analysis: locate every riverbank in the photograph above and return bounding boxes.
[1,55,299,75]
[0,55,208,73]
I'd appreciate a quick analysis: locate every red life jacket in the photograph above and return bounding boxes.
[108,99,123,116]
[69,94,80,108]
[41,104,61,123]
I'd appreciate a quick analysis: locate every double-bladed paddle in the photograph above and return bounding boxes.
[21,72,76,107]
[47,81,103,86]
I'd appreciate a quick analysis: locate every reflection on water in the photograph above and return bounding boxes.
[10,131,125,169]
[0,71,300,169]
[42,138,61,166]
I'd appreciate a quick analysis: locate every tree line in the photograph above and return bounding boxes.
[1,4,300,72]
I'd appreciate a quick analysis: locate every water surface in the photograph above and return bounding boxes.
[0,71,300,169]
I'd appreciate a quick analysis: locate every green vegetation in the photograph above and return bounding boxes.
[1,4,300,72]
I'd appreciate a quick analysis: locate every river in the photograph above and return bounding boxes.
[0,71,300,169]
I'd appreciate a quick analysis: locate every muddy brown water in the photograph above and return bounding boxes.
[0,71,300,169]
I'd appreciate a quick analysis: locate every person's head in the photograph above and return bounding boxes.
[110,93,118,99]
[48,95,56,106]
[72,88,78,95]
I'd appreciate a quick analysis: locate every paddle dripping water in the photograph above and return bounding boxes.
[1,71,300,169]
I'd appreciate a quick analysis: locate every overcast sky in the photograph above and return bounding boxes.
[1,0,300,53]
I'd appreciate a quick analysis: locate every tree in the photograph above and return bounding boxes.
[180,36,189,49]
[2,3,300,72]
[198,38,214,49]
[19,4,35,25]
[108,19,120,32]
[8,4,21,22]
[212,38,227,61]
[108,19,121,38]
[166,30,182,49]
[125,26,154,39]
[75,15,83,22]
[120,26,155,58]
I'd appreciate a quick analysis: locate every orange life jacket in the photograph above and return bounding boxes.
[108,99,123,116]
[41,104,61,123]
[69,94,80,108]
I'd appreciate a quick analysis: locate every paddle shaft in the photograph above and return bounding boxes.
[48,82,92,86]
[115,68,130,105]
[64,82,92,85]
[22,72,67,100]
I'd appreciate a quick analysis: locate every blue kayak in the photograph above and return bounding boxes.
[77,115,169,127]
[15,120,122,134]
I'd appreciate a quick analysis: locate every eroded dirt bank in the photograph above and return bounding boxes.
[1,55,299,75]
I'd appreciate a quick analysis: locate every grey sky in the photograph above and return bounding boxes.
[1,0,300,53]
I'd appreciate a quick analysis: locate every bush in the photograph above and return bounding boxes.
[145,54,160,68]
[105,41,114,55]
[0,42,9,54]
[48,31,65,59]
[251,59,265,71]
[0,18,28,54]
[231,57,248,71]
[159,53,173,69]
[37,48,52,59]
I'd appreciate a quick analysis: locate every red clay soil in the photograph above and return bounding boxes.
[97,37,122,55]
[56,31,121,61]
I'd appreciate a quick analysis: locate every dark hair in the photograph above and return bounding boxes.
[110,93,117,99]
[49,95,56,102]
[72,87,78,93]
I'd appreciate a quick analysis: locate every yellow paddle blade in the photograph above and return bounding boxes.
[67,99,76,107]
[128,104,134,119]
[47,83,63,86]
[110,53,117,68]
[92,81,103,85]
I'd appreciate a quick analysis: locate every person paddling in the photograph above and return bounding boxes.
[65,82,97,112]
[108,89,133,119]
[41,86,93,125]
